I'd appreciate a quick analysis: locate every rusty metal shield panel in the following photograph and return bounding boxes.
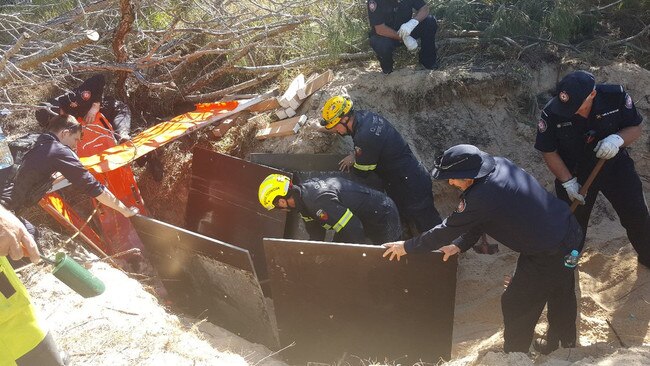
[131,215,278,348]
[186,148,288,280]
[264,238,456,364]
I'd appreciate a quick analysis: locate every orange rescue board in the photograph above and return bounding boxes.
[80,101,239,174]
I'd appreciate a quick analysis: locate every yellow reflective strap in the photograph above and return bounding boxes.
[322,224,332,230]
[332,209,354,232]
[353,162,377,171]
[300,213,314,222]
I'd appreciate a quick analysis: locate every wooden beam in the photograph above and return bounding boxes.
[256,115,307,140]
[297,69,333,100]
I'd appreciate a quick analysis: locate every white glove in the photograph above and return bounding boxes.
[403,36,418,52]
[398,19,419,39]
[594,134,624,159]
[561,177,585,205]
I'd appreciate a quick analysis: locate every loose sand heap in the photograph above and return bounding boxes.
[18,62,650,365]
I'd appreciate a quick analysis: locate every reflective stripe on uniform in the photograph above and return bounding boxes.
[300,213,314,222]
[331,209,354,232]
[353,162,377,171]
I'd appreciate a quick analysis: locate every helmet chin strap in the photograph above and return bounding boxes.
[341,117,352,135]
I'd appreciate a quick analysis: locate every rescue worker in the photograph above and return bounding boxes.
[367,0,438,73]
[321,95,442,234]
[535,70,649,269]
[35,74,131,143]
[0,205,67,365]
[258,174,401,244]
[382,144,583,354]
[0,115,138,234]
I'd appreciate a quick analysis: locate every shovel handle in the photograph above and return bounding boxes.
[570,158,606,213]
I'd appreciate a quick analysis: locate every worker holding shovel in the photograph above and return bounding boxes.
[535,70,649,269]
[382,144,583,355]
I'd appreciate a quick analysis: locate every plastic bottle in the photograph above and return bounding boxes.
[0,109,14,170]
[564,249,580,268]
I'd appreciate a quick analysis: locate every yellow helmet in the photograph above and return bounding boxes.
[321,95,353,129]
[258,174,291,210]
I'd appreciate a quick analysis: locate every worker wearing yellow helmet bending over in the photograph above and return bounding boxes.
[259,174,401,244]
[321,95,441,235]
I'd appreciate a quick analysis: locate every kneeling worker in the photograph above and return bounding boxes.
[383,144,583,354]
[259,174,401,244]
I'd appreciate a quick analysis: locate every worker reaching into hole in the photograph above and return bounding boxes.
[320,95,442,236]
[258,174,401,245]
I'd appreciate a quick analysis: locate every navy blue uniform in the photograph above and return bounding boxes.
[35,75,131,138]
[535,84,649,267]
[367,0,437,73]
[406,157,582,353]
[293,177,401,244]
[1,132,104,213]
[351,110,441,233]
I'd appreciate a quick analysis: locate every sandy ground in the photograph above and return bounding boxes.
[15,62,650,365]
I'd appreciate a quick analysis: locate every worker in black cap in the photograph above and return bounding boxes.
[535,70,649,269]
[382,144,583,354]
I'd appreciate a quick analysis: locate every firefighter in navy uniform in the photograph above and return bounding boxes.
[535,70,650,269]
[35,74,131,143]
[382,144,583,354]
[367,0,438,73]
[258,174,401,244]
[321,95,442,234]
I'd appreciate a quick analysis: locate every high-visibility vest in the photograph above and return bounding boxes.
[0,257,46,364]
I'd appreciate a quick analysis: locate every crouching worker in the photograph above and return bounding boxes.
[258,174,401,244]
[0,205,67,365]
[382,144,583,354]
[0,115,138,233]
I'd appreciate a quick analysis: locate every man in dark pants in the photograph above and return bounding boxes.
[382,144,582,354]
[35,74,131,143]
[258,174,401,244]
[535,70,649,268]
[0,115,138,232]
[367,0,438,73]
[321,95,442,234]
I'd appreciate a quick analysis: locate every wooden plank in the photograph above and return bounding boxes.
[275,109,287,120]
[248,96,280,112]
[278,74,305,108]
[256,115,306,140]
[211,112,250,139]
[285,107,296,118]
[297,70,334,100]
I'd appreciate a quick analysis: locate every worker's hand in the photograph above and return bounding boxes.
[382,241,407,261]
[339,153,355,172]
[437,244,460,262]
[84,103,101,125]
[403,36,418,52]
[0,209,40,264]
[561,177,585,205]
[121,206,139,218]
[398,19,419,39]
[594,134,624,159]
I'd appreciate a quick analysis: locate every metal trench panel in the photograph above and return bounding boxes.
[249,153,347,173]
[263,238,457,364]
[185,148,289,281]
[131,215,278,348]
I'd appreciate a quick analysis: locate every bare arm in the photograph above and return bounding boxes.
[617,125,642,146]
[84,102,101,124]
[413,5,429,22]
[95,189,138,217]
[542,151,572,182]
[0,206,40,263]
